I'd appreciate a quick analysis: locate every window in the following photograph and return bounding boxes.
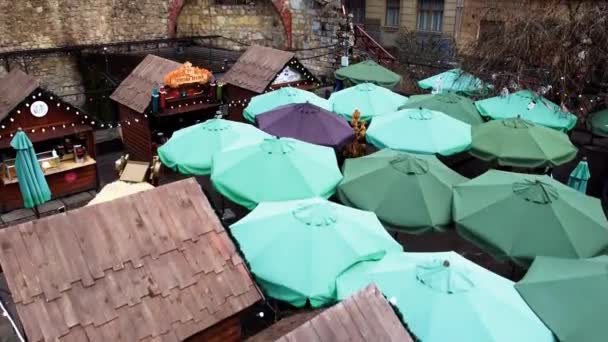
[417,0,444,32]
[346,0,366,25]
[386,0,400,27]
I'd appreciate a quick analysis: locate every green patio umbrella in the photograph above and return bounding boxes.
[588,108,608,137]
[366,107,472,156]
[470,118,577,168]
[10,130,51,210]
[329,83,408,121]
[158,118,271,175]
[338,149,468,233]
[399,93,484,126]
[230,198,403,307]
[453,170,608,265]
[243,87,330,123]
[336,252,556,342]
[335,60,401,88]
[567,157,591,193]
[418,69,491,96]
[475,90,577,131]
[515,256,608,342]
[211,137,343,209]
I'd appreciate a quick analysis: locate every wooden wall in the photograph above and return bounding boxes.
[118,105,153,162]
[185,315,242,342]
[224,85,256,123]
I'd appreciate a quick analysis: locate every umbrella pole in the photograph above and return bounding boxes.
[33,206,40,219]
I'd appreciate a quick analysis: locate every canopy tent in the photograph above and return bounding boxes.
[329,83,408,121]
[335,60,401,88]
[399,93,484,126]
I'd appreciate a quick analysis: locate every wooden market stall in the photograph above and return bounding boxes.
[0,178,263,342]
[111,55,221,161]
[221,45,321,122]
[0,69,98,213]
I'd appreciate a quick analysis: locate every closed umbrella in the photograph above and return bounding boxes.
[470,117,577,168]
[589,108,608,137]
[335,60,401,88]
[230,198,403,307]
[329,83,408,121]
[453,170,608,265]
[516,256,608,342]
[418,69,490,96]
[366,107,472,156]
[399,93,484,125]
[338,149,468,233]
[475,90,577,131]
[567,157,591,193]
[158,118,271,175]
[256,103,354,150]
[337,252,555,342]
[243,87,330,123]
[211,137,343,209]
[10,130,51,213]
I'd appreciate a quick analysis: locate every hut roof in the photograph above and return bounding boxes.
[0,178,263,342]
[0,69,39,122]
[221,45,295,94]
[110,54,181,114]
[274,284,413,342]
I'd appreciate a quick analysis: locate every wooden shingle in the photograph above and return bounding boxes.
[0,178,263,342]
[0,69,39,121]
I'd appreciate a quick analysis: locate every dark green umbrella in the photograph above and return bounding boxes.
[470,118,577,168]
[399,93,484,126]
[589,108,608,137]
[454,170,608,265]
[10,130,51,210]
[516,256,608,342]
[338,149,468,233]
[335,60,401,88]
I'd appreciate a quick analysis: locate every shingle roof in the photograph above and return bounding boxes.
[0,69,39,122]
[0,178,263,342]
[110,54,181,113]
[275,284,413,342]
[221,45,295,94]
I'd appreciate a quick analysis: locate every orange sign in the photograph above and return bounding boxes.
[164,62,213,88]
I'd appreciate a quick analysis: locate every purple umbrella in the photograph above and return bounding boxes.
[256,103,355,150]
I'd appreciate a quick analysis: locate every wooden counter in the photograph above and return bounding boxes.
[2,156,96,185]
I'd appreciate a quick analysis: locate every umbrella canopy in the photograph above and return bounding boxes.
[338,149,468,233]
[158,118,271,175]
[329,83,408,121]
[399,93,484,125]
[366,107,472,156]
[567,158,591,193]
[256,103,355,150]
[335,60,402,88]
[230,198,403,307]
[211,137,343,209]
[515,256,608,342]
[470,118,577,168]
[418,69,490,96]
[588,108,608,137]
[453,170,608,265]
[10,130,51,209]
[475,90,577,131]
[87,181,154,206]
[337,252,556,342]
[243,87,330,123]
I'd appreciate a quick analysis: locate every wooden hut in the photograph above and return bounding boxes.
[0,178,263,342]
[221,45,320,122]
[0,69,98,213]
[111,55,221,161]
[267,284,414,342]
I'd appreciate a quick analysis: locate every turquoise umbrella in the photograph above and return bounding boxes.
[336,252,556,342]
[211,137,343,209]
[418,69,491,96]
[366,107,472,156]
[10,130,51,210]
[567,157,591,193]
[329,83,408,121]
[335,60,401,88]
[158,118,271,175]
[230,198,403,307]
[475,90,577,131]
[243,87,330,123]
